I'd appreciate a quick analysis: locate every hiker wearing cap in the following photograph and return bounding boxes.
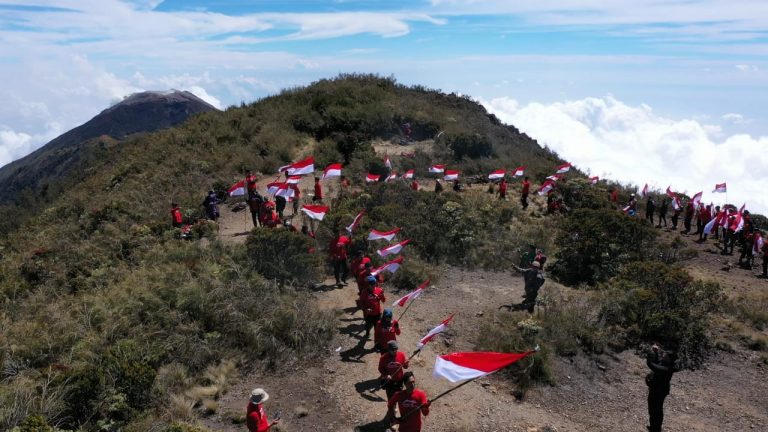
[246,388,280,432]
[374,309,401,352]
[646,345,679,432]
[501,261,545,313]
[387,372,429,432]
[171,202,183,228]
[356,261,374,295]
[329,230,351,286]
[378,340,410,400]
[360,275,386,339]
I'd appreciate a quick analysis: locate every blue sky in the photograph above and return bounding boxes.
[1,0,767,211]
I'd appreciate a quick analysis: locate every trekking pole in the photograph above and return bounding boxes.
[370,349,421,393]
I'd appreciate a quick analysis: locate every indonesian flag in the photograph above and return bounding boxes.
[589,176,599,185]
[712,183,727,193]
[555,162,572,174]
[444,170,460,181]
[385,172,398,182]
[665,186,676,199]
[368,228,400,241]
[286,156,315,176]
[300,205,329,221]
[377,239,411,257]
[753,232,764,256]
[228,179,246,197]
[666,186,681,210]
[546,174,563,182]
[346,210,365,234]
[703,211,725,235]
[384,155,392,169]
[323,163,342,179]
[429,164,445,174]
[404,169,415,179]
[691,191,703,209]
[488,169,505,180]
[286,175,302,185]
[537,179,556,196]
[393,279,429,307]
[371,256,404,276]
[513,166,526,177]
[433,351,535,383]
[266,182,282,195]
[365,173,380,183]
[274,183,295,199]
[732,204,746,233]
[417,315,454,349]
[640,184,649,198]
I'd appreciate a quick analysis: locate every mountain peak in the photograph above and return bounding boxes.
[108,89,216,112]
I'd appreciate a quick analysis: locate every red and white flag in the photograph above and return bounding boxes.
[392,279,429,307]
[266,182,283,195]
[274,183,295,199]
[666,186,681,210]
[286,175,302,185]
[385,172,398,182]
[377,239,411,257]
[703,211,725,235]
[228,179,246,197]
[712,183,727,193]
[285,156,315,176]
[371,256,404,276]
[368,228,400,241]
[732,204,746,233]
[384,155,392,169]
[691,191,703,209]
[640,184,649,198]
[513,166,526,177]
[444,170,460,181]
[433,351,535,383]
[488,169,505,180]
[555,162,572,174]
[429,164,445,174]
[589,176,599,185]
[323,163,342,179]
[546,174,563,182]
[300,205,329,221]
[417,315,454,349]
[404,169,415,179]
[537,179,556,196]
[365,173,380,183]
[346,210,365,234]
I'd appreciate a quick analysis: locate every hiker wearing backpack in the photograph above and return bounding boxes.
[201,190,220,221]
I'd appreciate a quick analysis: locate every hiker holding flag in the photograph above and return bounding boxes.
[170,202,183,228]
[378,340,410,400]
[329,229,351,286]
[386,371,429,432]
[374,309,401,353]
[501,261,545,313]
[498,177,508,200]
[521,176,531,209]
[313,177,323,202]
[361,275,386,340]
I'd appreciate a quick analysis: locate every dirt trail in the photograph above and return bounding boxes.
[207,161,768,431]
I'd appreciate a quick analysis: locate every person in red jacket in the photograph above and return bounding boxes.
[378,340,409,400]
[170,202,183,228]
[410,177,419,191]
[521,177,531,209]
[350,250,371,279]
[246,388,280,432]
[329,230,351,286]
[313,177,323,202]
[374,309,401,353]
[498,177,508,200]
[361,275,385,339]
[356,261,373,296]
[263,209,281,228]
[290,183,301,215]
[245,170,258,198]
[387,372,429,432]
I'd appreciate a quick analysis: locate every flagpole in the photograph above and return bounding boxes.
[396,297,417,322]
[371,349,422,393]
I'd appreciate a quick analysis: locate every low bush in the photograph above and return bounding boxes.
[245,228,323,286]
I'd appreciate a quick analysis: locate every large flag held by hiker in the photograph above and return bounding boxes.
[417,315,454,349]
[346,210,365,234]
[301,205,329,221]
[371,256,404,276]
[433,351,536,383]
[368,228,400,241]
[228,179,246,197]
[712,183,727,193]
[323,163,342,179]
[282,156,315,176]
[393,279,429,307]
[555,162,571,174]
[488,169,505,180]
[429,164,445,174]
[513,166,526,177]
[377,239,411,257]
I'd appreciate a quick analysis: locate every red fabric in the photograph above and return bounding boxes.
[374,319,401,350]
[351,256,371,277]
[521,180,530,195]
[330,235,350,260]
[356,268,371,292]
[171,207,183,224]
[291,184,300,198]
[246,174,258,191]
[246,403,270,432]
[411,180,419,191]
[360,287,385,316]
[378,350,409,380]
[499,180,507,196]
[610,190,618,203]
[314,182,323,199]
[263,212,281,228]
[388,389,429,432]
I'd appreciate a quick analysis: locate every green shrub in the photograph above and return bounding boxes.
[245,229,323,285]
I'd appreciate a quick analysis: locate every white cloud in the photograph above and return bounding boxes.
[184,86,222,110]
[0,123,64,167]
[481,95,768,214]
[722,113,748,124]
[735,64,759,72]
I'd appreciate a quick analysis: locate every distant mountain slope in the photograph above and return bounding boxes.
[0,90,217,203]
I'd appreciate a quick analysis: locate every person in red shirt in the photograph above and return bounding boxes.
[498,177,508,200]
[387,372,429,432]
[246,388,280,432]
[290,183,301,215]
[609,188,619,208]
[361,275,385,339]
[263,209,281,228]
[521,177,531,209]
[356,261,373,296]
[170,202,183,228]
[329,230,351,286]
[374,309,401,353]
[313,177,323,202]
[350,250,371,279]
[378,340,409,400]
[245,170,258,198]
[411,177,419,191]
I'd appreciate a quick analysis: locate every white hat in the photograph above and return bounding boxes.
[531,261,541,268]
[250,388,269,404]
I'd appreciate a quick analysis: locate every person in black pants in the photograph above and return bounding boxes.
[646,345,678,432]
[656,199,668,228]
[645,197,656,225]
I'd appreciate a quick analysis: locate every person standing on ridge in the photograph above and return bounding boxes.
[171,202,183,228]
[387,371,429,432]
[434,179,444,193]
[248,190,265,228]
[202,190,220,221]
[645,196,656,225]
[656,198,669,228]
[290,182,301,215]
[245,170,258,199]
[501,261,545,313]
[313,177,323,202]
[361,275,386,340]
[411,176,419,191]
[521,176,531,209]
[329,229,350,286]
[246,388,280,432]
[498,177,508,200]
[682,200,694,234]
[646,344,678,432]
